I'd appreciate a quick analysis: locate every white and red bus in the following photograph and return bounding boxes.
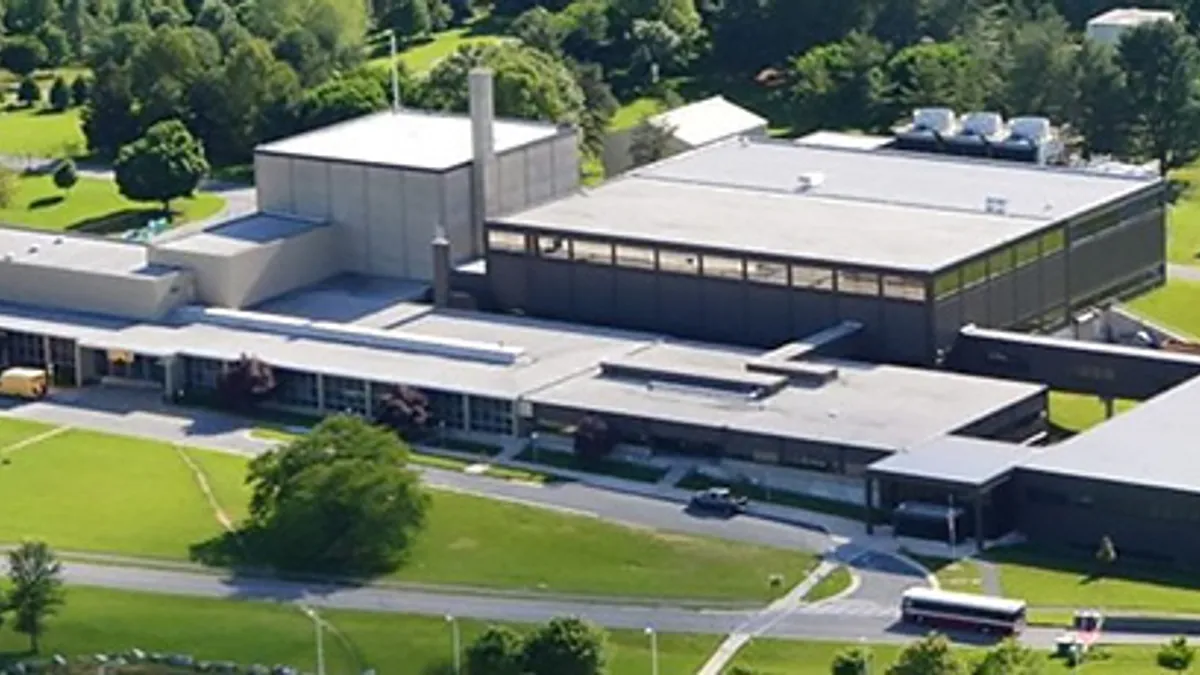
[900,587,1027,635]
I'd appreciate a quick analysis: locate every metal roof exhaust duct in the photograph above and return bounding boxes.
[432,227,451,309]
[469,68,497,258]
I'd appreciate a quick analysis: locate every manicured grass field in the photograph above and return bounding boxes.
[0,416,56,449]
[610,96,666,130]
[728,639,1170,674]
[399,488,813,601]
[0,586,719,675]
[1168,161,1200,266]
[0,419,810,601]
[1047,392,1137,433]
[0,428,237,559]
[0,175,224,233]
[803,566,852,602]
[1127,279,1200,338]
[989,546,1200,615]
[373,24,510,75]
[0,107,85,157]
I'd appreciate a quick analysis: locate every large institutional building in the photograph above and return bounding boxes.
[0,70,1196,564]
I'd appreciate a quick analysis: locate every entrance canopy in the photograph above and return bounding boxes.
[868,435,1035,490]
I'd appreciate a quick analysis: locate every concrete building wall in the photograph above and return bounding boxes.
[1014,469,1200,565]
[149,226,341,309]
[0,262,189,320]
[255,154,293,213]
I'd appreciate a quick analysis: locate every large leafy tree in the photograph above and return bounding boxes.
[885,40,984,121]
[81,62,141,158]
[573,414,616,462]
[1118,19,1200,174]
[787,31,890,134]
[286,72,388,135]
[6,541,65,654]
[1001,13,1080,121]
[466,625,525,675]
[375,385,432,439]
[0,35,48,77]
[522,617,607,675]
[113,118,209,212]
[1072,39,1129,158]
[886,633,965,675]
[831,645,873,675]
[245,415,430,574]
[422,43,587,130]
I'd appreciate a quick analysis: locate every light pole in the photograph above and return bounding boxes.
[300,605,326,675]
[445,614,461,675]
[366,28,401,112]
[645,626,658,675]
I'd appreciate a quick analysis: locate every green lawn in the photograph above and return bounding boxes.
[0,416,56,449]
[1127,279,1200,338]
[0,419,811,601]
[989,546,1200,615]
[1168,161,1200,266]
[372,25,510,75]
[516,448,667,483]
[0,428,237,559]
[729,639,1171,674]
[611,96,666,130]
[0,586,718,675]
[1048,392,1138,433]
[0,107,85,157]
[802,566,852,602]
[0,174,224,234]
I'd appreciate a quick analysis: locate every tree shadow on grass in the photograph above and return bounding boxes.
[29,195,64,209]
[190,526,407,581]
[67,208,173,236]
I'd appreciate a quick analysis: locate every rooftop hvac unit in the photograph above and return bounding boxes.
[959,112,1006,139]
[985,196,1009,215]
[796,172,826,191]
[912,108,956,134]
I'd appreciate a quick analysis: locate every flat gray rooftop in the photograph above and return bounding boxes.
[255,109,563,172]
[528,345,1045,451]
[154,213,326,256]
[496,137,1159,271]
[1022,374,1200,494]
[496,174,1045,271]
[0,229,156,276]
[869,435,1037,487]
[251,275,431,327]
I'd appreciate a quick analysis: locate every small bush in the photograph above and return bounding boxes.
[48,76,70,111]
[17,76,40,106]
[1157,637,1195,671]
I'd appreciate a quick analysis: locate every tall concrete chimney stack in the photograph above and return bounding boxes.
[432,227,451,309]
[469,68,496,257]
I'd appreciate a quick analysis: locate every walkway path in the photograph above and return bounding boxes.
[974,557,1003,597]
[1168,262,1200,283]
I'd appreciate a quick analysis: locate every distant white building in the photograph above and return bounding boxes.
[601,96,768,177]
[1085,7,1175,47]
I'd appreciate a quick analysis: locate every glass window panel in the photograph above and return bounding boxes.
[536,235,569,259]
[882,275,927,301]
[659,249,699,274]
[989,249,1013,278]
[1041,228,1064,255]
[702,254,744,280]
[934,271,959,300]
[1015,239,1039,267]
[572,238,612,265]
[838,270,879,296]
[792,264,834,290]
[746,259,788,285]
[487,229,527,253]
[962,259,988,288]
[615,244,655,269]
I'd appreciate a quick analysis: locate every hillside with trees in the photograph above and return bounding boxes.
[2,0,1197,174]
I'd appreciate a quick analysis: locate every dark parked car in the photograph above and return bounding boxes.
[688,487,748,515]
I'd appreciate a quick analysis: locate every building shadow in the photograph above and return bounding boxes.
[984,544,1200,594]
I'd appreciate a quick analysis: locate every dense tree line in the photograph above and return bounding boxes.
[4,0,1200,174]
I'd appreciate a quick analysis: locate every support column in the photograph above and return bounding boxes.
[42,335,52,374]
[364,381,374,420]
[162,356,174,402]
[316,374,326,413]
[73,343,83,388]
[864,476,876,535]
[462,395,472,432]
[974,490,987,552]
[1103,397,1115,419]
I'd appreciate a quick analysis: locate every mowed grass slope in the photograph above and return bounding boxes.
[0,419,810,601]
[0,107,85,157]
[0,586,718,675]
[0,175,224,233]
[0,428,234,559]
[1127,279,1200,338]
